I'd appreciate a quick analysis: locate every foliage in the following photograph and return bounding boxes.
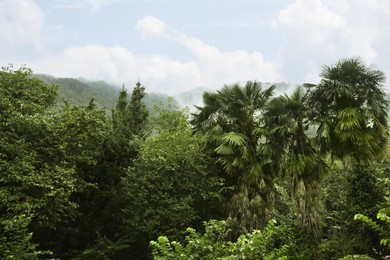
[39,101,113,258]
[128,81,149,136]
[0,214,48,260]
[150,218,304,260]
[104,83,149,169]
[75,233,129,260]
[319,162,350,258]
[354,192,390,252]
[307,57,388,164]
[1,58,389,259]
[119,106,223,258]
[191,81,277,232]
[0,65,78,257]
[320,159,390,259]
[68,84,150,259]
[265,86,326,242]
[0,66,57,117]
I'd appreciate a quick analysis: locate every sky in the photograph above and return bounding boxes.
[1,0,390,95]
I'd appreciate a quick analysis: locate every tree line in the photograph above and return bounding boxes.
[0,58,389,259]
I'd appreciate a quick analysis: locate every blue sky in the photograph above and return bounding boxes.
[1,0,390,94]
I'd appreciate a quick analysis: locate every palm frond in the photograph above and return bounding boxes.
[221,132,247,147]
[215,144,234,155]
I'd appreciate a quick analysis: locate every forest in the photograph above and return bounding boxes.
[0,57,389,260]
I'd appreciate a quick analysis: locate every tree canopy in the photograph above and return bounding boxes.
[1,58,389,259]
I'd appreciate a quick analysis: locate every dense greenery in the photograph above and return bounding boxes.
[35,74,178,113]
[1,58,389,259]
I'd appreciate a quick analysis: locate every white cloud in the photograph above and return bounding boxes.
[272,0,346,82]
[0,0,45,53]
[34,44,202,95]
[136,16,168,38]
[8,0,390,96]
[273,0,344,30]
[135,16,280,87]
[273,0,390,85]
[34,15,280,95]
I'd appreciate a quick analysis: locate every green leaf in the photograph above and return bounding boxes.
[222,132,247,147]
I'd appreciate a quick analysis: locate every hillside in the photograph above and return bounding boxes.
[34,74,178,112]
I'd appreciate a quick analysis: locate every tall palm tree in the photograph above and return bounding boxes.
[307,57,388,165]
[265,87,326,241]
[191,81,276,232]
[306,57,389,256]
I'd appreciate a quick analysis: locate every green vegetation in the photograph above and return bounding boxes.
[1,58,390,259]
[35,74,178,113]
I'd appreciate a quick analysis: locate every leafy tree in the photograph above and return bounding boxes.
[33,101,111,258]
[119,105,222,259]
[0,65,78,258]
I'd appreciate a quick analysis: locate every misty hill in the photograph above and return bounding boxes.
[34,75,297,113]
[34,74,178,113]
[35,74,119,109]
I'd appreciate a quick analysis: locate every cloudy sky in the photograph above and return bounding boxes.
[1,0,390,94]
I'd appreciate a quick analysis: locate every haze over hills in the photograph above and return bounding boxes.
[34,74,178,113]
[35,74,345,113]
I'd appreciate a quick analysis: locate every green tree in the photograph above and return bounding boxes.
[72,84,149,258]
[128,81,149,136]
[308,57,389,256]
[191,81,277,232]
[119,106,222,259]
[0,65,78,258]
[34,101,111,259]
[265,87,327,258]
[104,82,149,170]
[307,57,388,165]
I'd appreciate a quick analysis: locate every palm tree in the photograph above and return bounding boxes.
[265,87,326,242]
[307,57,388,166]
[191,81,276,232]
[307,57,389,255]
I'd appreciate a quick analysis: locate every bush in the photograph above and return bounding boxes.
[150,218,306,259]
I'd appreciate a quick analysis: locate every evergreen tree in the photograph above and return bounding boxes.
[128,81,149,136]
[78,82,150,258]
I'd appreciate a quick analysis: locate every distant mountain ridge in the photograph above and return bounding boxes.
[34,74,178,112]
[35,74,119,109]
[34,74,302,112]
